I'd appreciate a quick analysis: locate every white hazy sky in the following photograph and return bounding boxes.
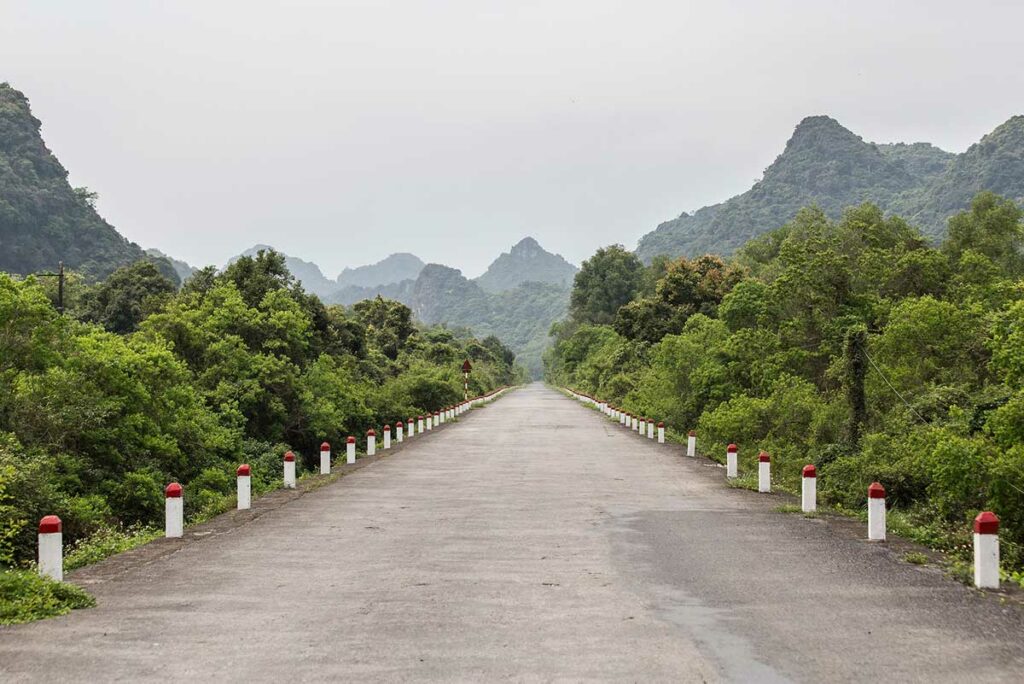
[3,0,1023,277]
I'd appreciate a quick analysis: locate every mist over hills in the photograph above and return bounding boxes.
[636,114,1024,261]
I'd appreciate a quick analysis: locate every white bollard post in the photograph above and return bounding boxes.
[408,417,416,438]
[426,414,433,431]
[638,417,646,435]
[974,511,1000,589]
[801,465,817,512]
[417,415,424,434]
[283,451,296,488]
[657,422,665,443]
[347,436,356,464]
[758,452,771,493]
[37,516,63,582]
[320,442,331,474]
[396,421,404,443]
[868,482,886,541]
[687,431,697,457]
[632,415,639,432]
[434,411,440,427]
[165,483,184,538]
[647,420,654,439]
[384,425,391,450]
[726,444,738,479]
[237,464,251,510]
[367,429,376,456]
[439,409,446,425]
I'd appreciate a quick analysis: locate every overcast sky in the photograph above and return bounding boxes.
[3,1,1023,278]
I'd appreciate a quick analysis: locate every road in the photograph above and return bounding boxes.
[3,383,1024,682]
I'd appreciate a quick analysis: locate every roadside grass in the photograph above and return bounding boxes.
[0,569,95,625]
[64,525,162,572]
[903,552,929,566]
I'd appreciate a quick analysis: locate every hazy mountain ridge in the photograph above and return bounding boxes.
[0,83,176,282]
[636,114,1024,261]
[337,252,424,289]
[322,241,574,376]
[474,236,577,292]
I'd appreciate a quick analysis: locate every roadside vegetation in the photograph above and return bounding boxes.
[546,192,1024,577]
[0,248,524,588]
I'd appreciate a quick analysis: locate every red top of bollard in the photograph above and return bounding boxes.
[165,482,183,497]
[658,422,664,428]
[384,425,391,431]
[320,442,330,451]
[367,429,376,437]
[284,451,296,462]
[868,482,886,499]
[408,418,415,424]
[974,511,1000,534]
[802,464,817,478]
[688,431,696,437]
[727,443,738,452]
[396,421,403,427]
[417,415,423,419]
[758,451,770,462]
[38,515,62,534]
[237,464,251,476]
[347,436,356,444]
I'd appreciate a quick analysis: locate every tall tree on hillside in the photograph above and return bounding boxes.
[943,191,1024,277]
[79,261,177,334]
[569,246,644,325]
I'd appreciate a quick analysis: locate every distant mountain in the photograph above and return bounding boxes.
[146,249,197,283]
[474,237,578,292]
[891,116,1024,233]
[636,114,1024,261]
[325,260,569,377]
[337,253,424,289]
[0,83,175,281]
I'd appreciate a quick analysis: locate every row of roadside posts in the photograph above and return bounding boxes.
[563,387,1002,591]
[35,387,512,583]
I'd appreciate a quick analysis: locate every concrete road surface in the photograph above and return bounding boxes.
[3,384,1024,682]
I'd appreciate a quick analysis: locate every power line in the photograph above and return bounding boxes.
[864,349,929,424]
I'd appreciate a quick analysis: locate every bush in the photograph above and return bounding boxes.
[104,470,164,526]
[0,569,95,625]
[64,525,160,571]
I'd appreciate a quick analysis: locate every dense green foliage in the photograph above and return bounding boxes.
[0,83,176,282]
[637,115,1024,261]
[0,249,521,568]
[550,193,1024,572]
[0,569,95,625]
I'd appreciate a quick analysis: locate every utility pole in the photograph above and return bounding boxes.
[844,325,867,448]
[57,261,65,315]
[35,261,66,315]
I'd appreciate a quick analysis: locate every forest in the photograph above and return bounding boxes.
[0,249,523,576]
[547,192,1024,580]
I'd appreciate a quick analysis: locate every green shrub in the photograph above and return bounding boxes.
[64,525,160,571]
[104,470,164,526]
[0,569,95,625]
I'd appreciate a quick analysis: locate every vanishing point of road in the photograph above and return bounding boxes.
[3,384,1024,682]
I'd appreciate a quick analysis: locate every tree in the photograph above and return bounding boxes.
[943,192,1024,277]
[569,246,643,325]
[79,261,176,333]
